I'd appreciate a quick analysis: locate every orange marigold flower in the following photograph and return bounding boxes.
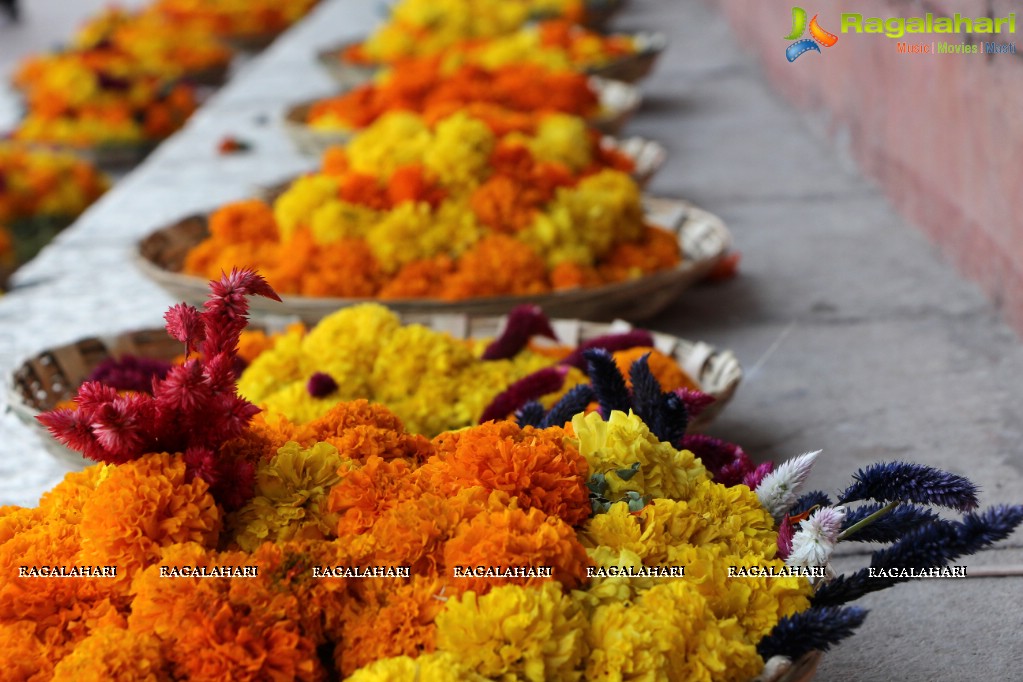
[440,235,549,301]
[330,455,421,537]
[346,487,498,574]
[613,347,700,393]
[550,261,603,290]
[334,575,446,677]
[297,400,432,463]
[443,505,591,595]
[428,421,590,526]
[598,225,681,282]
[208,199,278,243]
[321,146,350,176]
[0,620,56,682]
[388,165,446,207]
[469,175,546,233]
[77,453,221,578]
[172,602,321,682]
[378,255,454,300]
[52,626,168,681]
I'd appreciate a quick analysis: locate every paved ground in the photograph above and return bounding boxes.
[634,0,1023,678]
[1,0,1021,678]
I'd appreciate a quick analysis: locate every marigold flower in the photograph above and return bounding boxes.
[52,626,168,681]
[429,421,590,526]
[344,652,488,682]
[435,582,588,681]
[77,453,221,576]
[443,506,591,593]
[229,441,345,551]
[570,410,708,501]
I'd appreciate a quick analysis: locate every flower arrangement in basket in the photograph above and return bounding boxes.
[184,111,674,302]
[303,60,613,135]
[0,144,109,272]
[234,304,727,436]
[149,0,320,45]
[349,0,592,66]
[343,20,652,76]
[11,50,197,153]
[7,272,1019,680]
[66,7,235,85]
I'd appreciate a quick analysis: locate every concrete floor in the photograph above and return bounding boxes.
[631,0,1023,679]
[1,0,1021,679]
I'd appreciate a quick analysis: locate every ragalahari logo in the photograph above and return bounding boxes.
[785,7,839,61]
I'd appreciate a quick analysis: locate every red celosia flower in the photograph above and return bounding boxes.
[37,268,279,510]
[479,366,569,423]
[481,304,557,360]
[165,302,206,355]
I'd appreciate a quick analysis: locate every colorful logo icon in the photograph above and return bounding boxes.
[785,7,839,61]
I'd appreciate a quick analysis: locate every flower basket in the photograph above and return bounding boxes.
[9,313,741,465]
[178,60,231,88]
[133,197,730,323]
[221,30,282,53]
[586,31,668,84]
[71,140,159,170]
[762,652,822,682]
[282,76,644,157]
[316,30,666,92]
[5,213,77,264]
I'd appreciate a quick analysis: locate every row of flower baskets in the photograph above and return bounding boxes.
[3,271,1018,680]
[0,0,338,288]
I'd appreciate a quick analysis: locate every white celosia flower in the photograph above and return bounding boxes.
[786,505,847,573]
[755,450,821,522]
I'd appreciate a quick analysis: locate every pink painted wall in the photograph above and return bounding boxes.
[711,0,1023,330]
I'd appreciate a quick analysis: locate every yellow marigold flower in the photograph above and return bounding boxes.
[273,175,339,241]
[684,480,781,557]
[586,580,763,682]
[436,582,587,682]
[422,112,495,192]
[370,324,476,402]
[345,652,489,682]
[52,626,167,681]
[365,200,483,273]
[309,199,380,244]
[77,453,221,576]
[237,325,306,405]
[569,410,708,500]
[261,382,341,425]
[229,441,345,551]
[526,114,592,173]
[347,112,431,177]
[300,304,402,396]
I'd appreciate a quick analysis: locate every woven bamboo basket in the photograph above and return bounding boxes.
[758,652,821,682]
[222,30,281,53]
[26,141,158,171]
[179,61,231,88]
[8,313,741,465]
[587,31,667,84]
[133,196,730,324]
[283,77,643,157]
[316,30,664,92]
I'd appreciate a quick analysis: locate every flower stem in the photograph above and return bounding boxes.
[837,500,899,541]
